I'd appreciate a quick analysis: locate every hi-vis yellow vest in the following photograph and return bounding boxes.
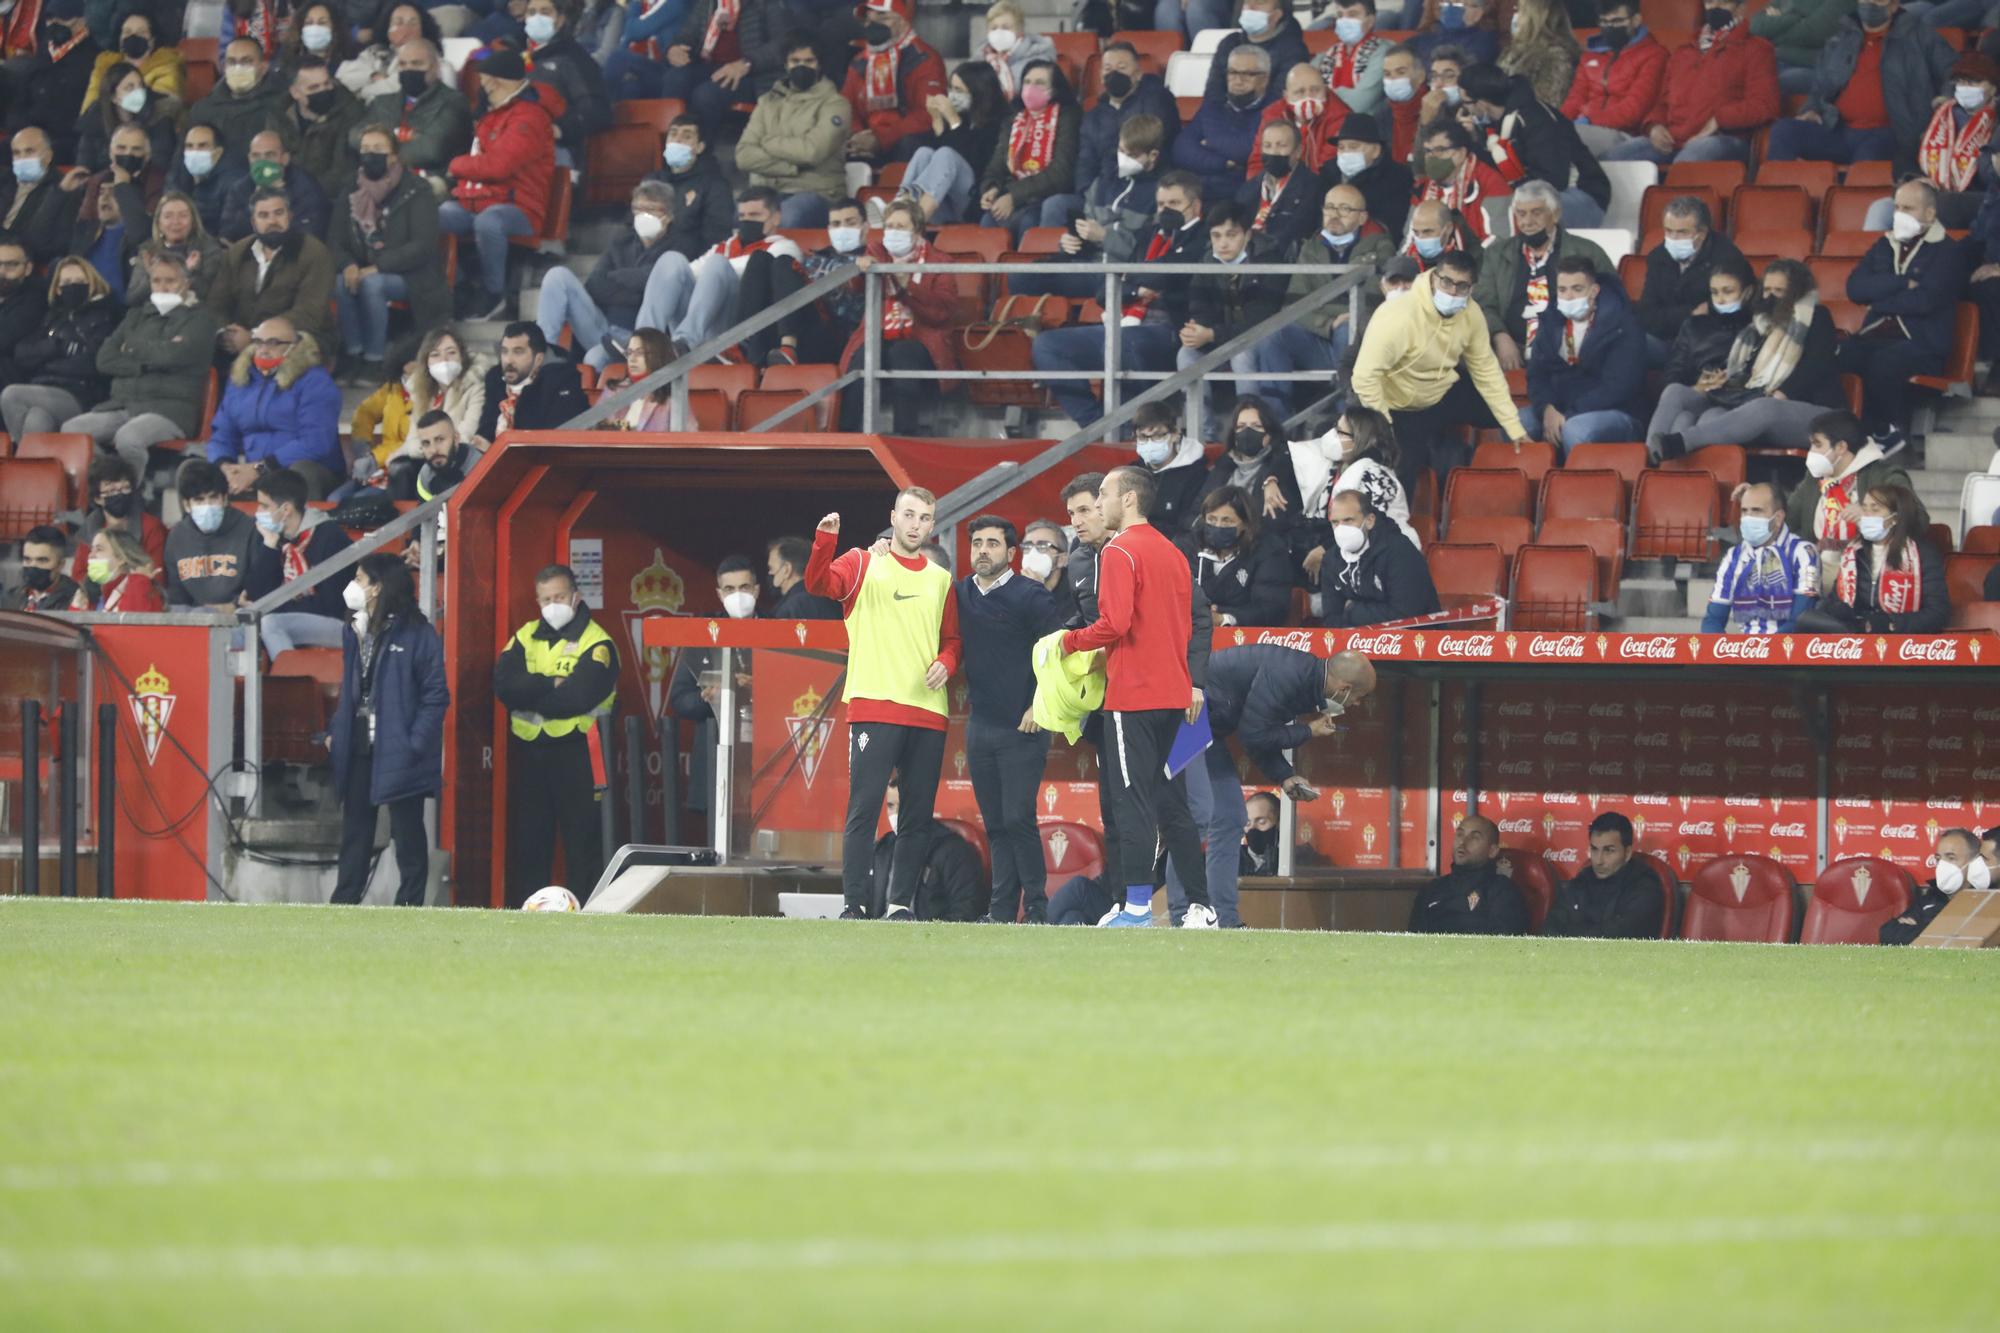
[509,617,618,741]
[843,551,951,717]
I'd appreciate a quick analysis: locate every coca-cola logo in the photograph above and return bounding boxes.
[1587,703,1627,718]
[1772,705,1801,721]
[1804,636,1865,661]
[1678,821,1716,836]
[1835,735,1873,750]
[1528,634,1587,658]
[1549,848,1581,865]
[1724,796,1763,807]
[1925,799,1965,810]
[1496,760,1533,776]
[1975,708,2000,723]
[1724,735,1760,749]
[1253,630,1316,652]
[1620,635,1680,660]
[1497,702,1534,717]
[1976,767,2000,781]
[1543,731,1579,747]
[1769,763,1805,778]
[1882,823,1918,839]
[1587,762,1624,777]
[1880,705,1918,721]
[1436,633,1495,658]
[1833,798,1875,809]
[1881,765,1917,780]
[1927,736,1964,751]
[1634,732,1669,748]
[1679,763,1715,777]
[1710,636,1772,660]
[1346,632,1403,656]
[1771,822,1806,837]
[1541,792,1580,805]
[1498,818,1533,834]
[1632,794,1671,807]
[1679,704,1716,719]
[1899,639,1959,663]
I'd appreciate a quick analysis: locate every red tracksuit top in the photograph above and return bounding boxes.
[1062,522,1194,713]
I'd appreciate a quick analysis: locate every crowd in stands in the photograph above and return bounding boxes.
[3,0,2000,644]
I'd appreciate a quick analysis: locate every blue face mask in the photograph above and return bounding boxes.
[1414,233,1444,258]
[1334,16,1364,43]
[524,12,557,41]
[1663,236,1696,262]
[1323,228,1358,249]
[183,148,216,178]
[1858,514,1889,542]
[1239,8,1270,34]
[1739,514,1772,546]
[255,510,283,534]
[1432,287,1467,317]
[1712,298,1742,315]
[664,140,695,171]
[1439,4,1465,29]
[12,156,44,184]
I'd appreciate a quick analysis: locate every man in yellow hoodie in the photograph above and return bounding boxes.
[1349,254,1529,487]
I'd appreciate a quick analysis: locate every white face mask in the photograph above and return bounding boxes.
[1334,523,1368,557]
[1334,16,1364,43]
[541,600,576,631]
[1556,295,1592,321]
[1936,856,1990,893]
[1432,288,1467,317]
[1891,210,1924,242]
[524,12,557,42]
[428,358,461,385]
[150,291,183,314]
[1956,84,1988,111]
[828,225,864,254]
[1136,435,1173,467]
[1381,284,1408,301]
[1335,149,1366,177]
[1116,150,1145,178]
[342,579,369,611]
[301,23,332,50]
[1020,548,1055,581]
[1857,514,1889,542]
[721,589,757,619]
[189,502,225,533]
[1382,76,1415,102]
[887,811,898,834]
[882,227,916,257]
[118,86,147,114]
[633,211,664,242]
[1239,8,1270,34]
[986,27,1017,52]
[1805,449,1836,479]
[948,88,971,112]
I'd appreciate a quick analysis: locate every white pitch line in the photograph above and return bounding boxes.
[0,1212,1991,1282]
[0,1135,1961,1193]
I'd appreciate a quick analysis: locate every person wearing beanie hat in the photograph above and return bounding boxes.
[439,49,556,319]
[839,0,946,164]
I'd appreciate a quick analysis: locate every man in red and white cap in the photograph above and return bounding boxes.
[840,0,946,165]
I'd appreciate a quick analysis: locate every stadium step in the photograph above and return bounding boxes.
[1921,430,1993,474]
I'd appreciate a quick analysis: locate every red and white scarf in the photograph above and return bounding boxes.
[862,28,918,113]
[1919,101,1994,193]
[1560,311,1591,364]
[700,0,739,62]
[1254,173,1284,231]
[1519,240,1554,343]
[1285,98,1338,171]
[1417,160,1493,241]
[1698,16,1737,52]
[1007,104,1060,177]
[1838,537,1924,615]
[232,0,281,59]
[1818,472,1860,544]
[627,0,675,57]
[882,236,929,340]
[1319,36,1380,93]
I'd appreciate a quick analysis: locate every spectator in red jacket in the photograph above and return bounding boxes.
[840,0,947,166]
[1560,0,1668,156]
[440,49,556,320]
[1605,0,1779,165]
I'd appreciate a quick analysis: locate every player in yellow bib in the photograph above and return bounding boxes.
[806,487,963,920]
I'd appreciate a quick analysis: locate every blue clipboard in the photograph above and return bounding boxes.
[1165,704,1212,778]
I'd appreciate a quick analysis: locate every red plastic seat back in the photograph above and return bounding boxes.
[1539,468,1624,524]
[1945,554,2000,606]
[1496,847,1556,933]
[1442,467,1531,528]
[1802,857,1914,945]
[1445,514,1533,561]
[1682,854,1795,943]
[1041,820,1106,882]
[1510,544,1599,630]
[0,458,66,540]
[13,433,91,508]
[939,818,991,876]
[1631,469,1719,561]
[1426,542,1507,604]
[1470,438,1557,487]
[1536,516,1625,599]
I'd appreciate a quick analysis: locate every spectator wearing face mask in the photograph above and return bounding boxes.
[1472,182,1608,374]
[355,38,472,186]
[1237,119,1318,252]
[82,13,186,117]
[1701,482,1819,633]
[1764,0,1953,174]
[1559,0,1667,156]
[654,0,783,139]
[1012,115,1167,301]
[1522,257,1646,454]
[1795,482,1949,632]
[8,0,101,164]
[0,254,119,439]
[60,457,164,589]
[1183,205,1288,438]
[838,197,958,432]
[207,316,345,497]
[1295,406,1418,586]
[506,0,611,153]
[1322,487,1438,626]
[840,0,948,166]
[977,0,1053,101]
[441,50,555,320]
[77,59,179,173]
[189,37,294,168]
[532,180,676,374]
[1182,485,1291,627]
[1882,827,1991,945]
[68,252,220,477]
[330,125,444,380]
[1835,178,1964,457]
[1175,36,1276,206]
[1129,396,1211,536]
[766,536,842,619]
[212,187,337,358]
[898,61,1007,225]
[398,325,488,444]
[736,37,851,230]
[1410,3,1498,70]
[1326,115,1409,240]
[163,457,281,609]
[633,187,803,360]
[1660,254,1755,394]
[1606,0,1778,166]
[976,59,1079,242]
[667,554,761,827]
[284,60,367,202]
[3,525,80,613]
[1249,181,1396,410]
[1039,38,1178,230]
[1202,395,1304,543]
[1203,0,1309,108]
[1411,116,1511,244]
[337,5,442,103]
[1373,43,1426,162]
[1410,814,1529,934]
[255,465,354,656]
[1248,62,1348,178]
[1776,410,1912,558]
[1637,196,1744,365]
[71,526,163,612]
[169,125,251,239]
[1455,64,1608,228]
[2,128,77,264]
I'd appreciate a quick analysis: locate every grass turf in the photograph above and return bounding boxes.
[2,901,1996,1331]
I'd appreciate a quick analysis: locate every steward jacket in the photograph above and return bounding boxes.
[492,601,621,741]
[1559,29,1668,134]
[1409,860,1531,934]
[1320,522,1439,627]
[1545,857,1665,939]
[331,613,450,805]
[1030,629,1106,742]
[1526,277,1647,420]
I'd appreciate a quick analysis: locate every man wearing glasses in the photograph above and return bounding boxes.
[205,315,346,498]
[1249,181,1396,414]
[1349,247,1529,490]
[1130,395,1211,537]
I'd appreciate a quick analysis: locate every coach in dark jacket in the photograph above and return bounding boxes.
[330,554,449,907]
[1322,490,1439,627]
[1543,812,1664,939]
[1409,815,1531,935]
[1525,259,1648,449]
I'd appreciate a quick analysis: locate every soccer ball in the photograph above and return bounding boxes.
[523,886,580,912]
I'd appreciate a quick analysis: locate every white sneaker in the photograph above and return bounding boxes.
[1181,902,1219,929]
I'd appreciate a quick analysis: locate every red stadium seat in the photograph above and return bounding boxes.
[1563,441,1648,498]
[690,363,757,411]
[1665,161,1746,194]
[1681,854,1795,943]
[1176,94,1201,122]
[1925,522,1956,555]
[1635,853,1678,938]
[583,123,666,206]
[612,98,686,131]
[1945,555,1997,606]
[685,389,730,431]
[1910,304,1978,396]
[1470,438,1557,487]
[1950,600,2000,632]
[1963,525,2000,555]
[1017,227,1069,256]
[1823,298,1866,336]
[1041,820,1106,882]
[1050,31,1099,90]
[261,675,330,765]
[960,325,1050,409]
[1820,186,1882,242]
[1736,229,1814,264]
[1661,443,1746,516]
[13,433,91,509]
[742,363,841,432]
[1843,160,1894,187]
[1641,184,1722,237]
[1617,252,1646,303]
[1446,514,1533,562]
[939,818,991,877]
[1510,544,1599,630]
[1801,857,1914,945]
[1817,231,1875,259]
[158,370,222,453]
[1495,848,1556,933]
[1807,257,1855,303]
[1538,469,1624,524]
[1630,469,1719,561]
[1442,467,1531,531]
[1427,542,1508,607]
[1753,160,1836,209]
[0,459,66,540]
[1536,516,1625,599]
[1730,185,1810,234]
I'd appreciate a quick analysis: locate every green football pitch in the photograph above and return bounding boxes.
[3,901,1996,1331]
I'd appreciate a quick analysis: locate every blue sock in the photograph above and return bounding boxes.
[1125,886,1152,911]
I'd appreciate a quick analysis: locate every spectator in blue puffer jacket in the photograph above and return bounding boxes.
[205,317,347,498]
[1172,39,1276,205]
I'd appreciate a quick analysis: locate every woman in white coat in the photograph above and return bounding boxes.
[1295,404,1418,587]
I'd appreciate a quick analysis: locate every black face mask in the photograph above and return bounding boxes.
[41,21,70,46]
[1598,24,1628,50]
[1855,1,1889,25]
[1201,522,1241,550]
[428,444,467,485]
[1244,826,1277,861]
[399,69,429,99]
[736,219,765,245]
[113,153,147,177]
[101,491,135,518]
[1101,70,1133,100]
[1156,207,1184,233]
[121,34,151,58]
[1515,227,1549,249]
[56,283,88,310]
[1703,6,1733,28]
[1264,152,1292,178]
[22,566,54,592]
[1233,426,1267,457]
[360,152,391,180]
[787,64,819,90]
[1227,90,1260,111]
[0,274,23,296]
[257,226,295,252]
[305,88,338,117]
[863,20,892,45]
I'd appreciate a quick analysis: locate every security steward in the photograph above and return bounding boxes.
[493,564,620,907]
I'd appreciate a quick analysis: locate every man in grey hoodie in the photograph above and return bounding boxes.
[163,458,280,609]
